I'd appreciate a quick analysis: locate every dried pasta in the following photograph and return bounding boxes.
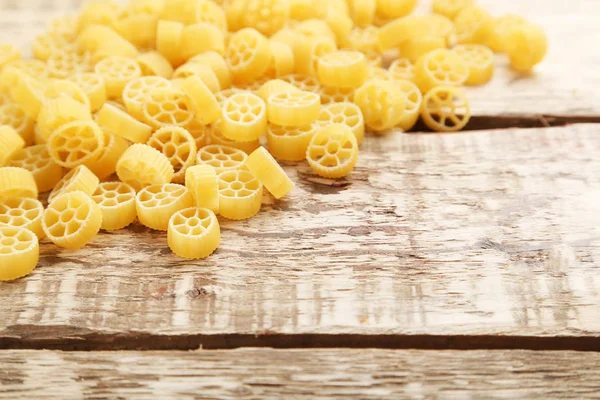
[137,51,174,79]
[414,48,469,93]
[7,144,63,193]
[0,103,35,146]
[221,92,267,141]
[136,183,193,231]
[244,147,294,199]
[0,226,39,281]
[196,144,248,174]
[280,73,321,93]
[179,76,221,125]
[316,102,365,144]
[142,86,194,129]
[354,80,406,132]
[0,167,38,201]
[94,56,142,98]
[69,73,107,112]
[116,144,175,192]
[267,90,321,127]
[306,123,359,178]
[0,126,25,167]
[174,63,221,93]
[185,165,219,213]
[421,85,471,132]
[241,0,289,36]
[188,51,231,90]
[267,123,318,162]
[47,120,105,169]
[156,20,185,67]
[168,207,220,259]
[395,79,423,132]
[454,6,494,45]
[218,170,263,220]
[454,44,494,85]
[432,0,473,19]
[49,165,99,202]
[180,23,225,60]
[317,50,368,89]
[96,102,153,144]
[226,27,271,83]
[87,129,130,180]
[92,182,137,231]
[0,197,45,239]
[122,76,172,120]
[506,23,548,73]
[147,126,197,183]
[208,122,261,154]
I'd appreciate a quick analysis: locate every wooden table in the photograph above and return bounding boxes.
[1,0,600,398]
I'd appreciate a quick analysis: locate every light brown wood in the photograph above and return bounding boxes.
[1,349,600,399]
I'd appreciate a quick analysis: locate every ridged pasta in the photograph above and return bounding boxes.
[0,103,35,146]
[395,79,423,132]
[122,75,171,120]
[454,6,494,45]
[267,123,318,162]
[179,76,221,125]
[47,120,105,169]
[92,181,137,231]
[244,147,294,199]
[0,226,39,281]
[0,197,45,239]
[218,170,263,220]
[137,51,174,79]
[0,126,25,167]
[42,190,103,250]
[142,86,194,129]
[208,121,261,154]
[180,23,225,60]
[454,44,494,85]
[92,36,139,63]
[354,79,406,132]
[96,103,153,144]
[173,63,221,93]
[69,73,107,112]
[7,144,64,193]
[94,56,142,98]
[317,50,368,89]
[0,167,38,201]
[226,28,271,83]
[421,85,471,132]
[188,51,231,90]
[136,183,193,231]
[185,165,219,213]
[506,22,548,73]
[414,48,469,93]
[156,20,185,67]
[280,73,321,93]
[316,102,365,144]
[306,123,359,178]
[168,207,220,259]
[196,144,248,174]
[147,126,197,184]
[221,92,267,141]
[116,144,174,192]
[49,165,99,202]
[267,90,321,126]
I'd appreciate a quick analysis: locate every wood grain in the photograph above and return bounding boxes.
[1,349,600,399]
[1,124,599,348]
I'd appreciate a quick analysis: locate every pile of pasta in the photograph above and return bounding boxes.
[0,0,547,280]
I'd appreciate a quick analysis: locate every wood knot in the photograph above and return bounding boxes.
[186,287,209,299]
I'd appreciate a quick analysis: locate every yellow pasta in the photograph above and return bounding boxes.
[136,183,193,231]
[49,165,99,202]
[196,144,248,174]
[432,0,473,20]
[180,23,225,61]
[96,102,153,144]
[354,79,406,132]
[234,76,270,94]
[179,75,221,125]
[168,207,220,259]
[288,0,321,20]
[0,103,34,146]
[294,36,337,76]
[292,19,337,43]
[398,35,448,63]
[0,126,25,167]
[454,44,494,85]
[160,0,196,23]
[142,86,194,129]
[414,48,469,93]
[10,72,46,120]
[214,87,243,107]
[376,0,418,19]
[46,47,94,79]
[264,41,295,78]
[116,14,158,50]
[44,79,92,110]
[454,6,494,45]
[47,120,105,169]
[258,79,298,103]
[195,0,228,32]
[316,102,365,144]
[187,119,209,150]
[0,197,45,239]
[147,126,197,184]
[87,129,130,180]
[188,51,231,90]
[0,167,38,201]
[42,190,103,250]
[317,50,368,89]
[185,164,219,213]
[91,181,137,231]
[69,73,107,112]
[244,147,294,199]
[77,24,124,53]
[7,144,64,193]
[0,226,39,281]
[318,85,355,105]
[122,75,171,120]
[349,0,376,28]
[488,14,527,54]
[94,56,142,98]
[267,123,318,162]
[78,1,123,31]
[506,22,548,73]
[226,28,271,83]
[208,121,261,154]
[306,123,359,178]
[156,20,185,67]
[32,34,71,62]
[221,92,267,141]
[116,144,174,191]
[393,79,422,132]
[218,170,263,220]
[421,85,471,132]
[0,44,22,70]
[173,63,221,93]
[241,0,289,36]
[348,25,380,55]
[267,90,321,127]
[378,15,430,51]
[280,73,321,93]
[3,59,49,81]
[388,58,416,82]
[137,51,174,80]
[323,7,353,47]
[92,37,139,63]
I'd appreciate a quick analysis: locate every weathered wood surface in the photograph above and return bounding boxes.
[1,349,600,399]
[1,124,599,348]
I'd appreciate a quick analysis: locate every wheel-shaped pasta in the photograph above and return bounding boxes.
[47,120,105,169]
[142,87,194,129]
[349,0,376,28]
[348,26,380,55]
[226,28,271,83]
[506,23,548,73]
[195,0,227,32]
[196,145,248,174]
[136,183,193,231]
[389,58,416,82]
[46,47,94,79]
[147,127,197,184]
[168,207,220,259]
[188,51,231,90]
[10,72,46,120]
[137,51,174,79]
[432,0,473,19]
[258,79,299,103]
[421,85,471,132]
[49,165,99,202]
[267,123,318,162]
[116,144,175,192]
[488,14,527,53]
[0,44,22,70]
[179,76,221,125]
[354,80,406,132]
[0,226,38,281]
[96,103,153,144]
[7,144,63,193]
[208,122,261,154]
[214,87,243,107]
[280,74,321,93]
[316,102,365,144]
[414,49,469,93]
[398,35,447,64]
[42,190,103,250]
[0,167,38,201]
[87,130,130,180]
[264,41,295,79]
[92,181,137,231]
[319,86,355,105]
[241,0,289,36]
[377,0,417,19]
[3,59,49,81]
[0,103,35,146]
[185,165,219,213]
[377,15,430,51]
[221,92,267,141]
[186,119,209,150]
[122,76,171,121]
[0,126,25,167]
[317,50,367,89]
[116,14,158,50]
[218,170,263,220]
[94,56,142,98]
[156,20,184,67]
[244,147,294,199]
[454,6,494,45]
[38,97,93,142]
[69,73,107,112]
[394,80,423,132]
[306,123,359,179]
[44,79,92,110]
[323,9,353,47]
[0,197,45,239]
[453,44,494,85]
[267,90,321,127]
[174,63,221,93]
[294,37,336,77]
[180,23,225,60]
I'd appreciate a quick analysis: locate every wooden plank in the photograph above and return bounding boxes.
[1,349,600,399]
[1,124,599,346]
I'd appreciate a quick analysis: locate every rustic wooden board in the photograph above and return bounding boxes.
[1,124,599,348]
[1,349,600,399]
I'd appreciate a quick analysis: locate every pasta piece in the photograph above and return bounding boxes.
[0,167,38,201]
[33,125,46,145]
[317,50,368,89]
[116,14,158,50]
[9,73,44,120]
[349,0,376,28]
[376,0,417,19]
[136,183,193,231]
[168,207,220,259]
[78,1,123,31]
[44,79,92,110]
[388,58,416,82]
[96,103,153,144]
[454,6,494,45]
[395,79,423,132]
[188,51,231,90]
[173,63,221,93]
[378,15,430,50]
[49,165,99,202]
[7,145,63,193]
[414,48,469,93]
[48,13,79,40]
[244,147,294,199]
[294,36,336,76]
[221,92,267,141]
[318,86,354,105]
[421,85,471,132]
[47,120,105,169]
[32,34,71,62]
[42,190,103,250]
[147,126,197,183]
[195,0,227,32]
[87,129,130,180]
[225,0,246,32]
[0,103,34,146]
[398,35,448,63]
[116,144,174,191]
[488,14,527,53]
[288,0,321,20]
[186,119,209,150]
[93,37,139,63]
[267,123,317,162]
[126,0,164,16]
[348,25,380,55]
[267,90,321,126]
[258,80,298,103]
[234,76,269,94]
[292,19,337,43]
[94,56,142,98]
[354,80,406,132]
[367,66,392,81]
[91,182,137,231]
[506,23,548,73]
[306,123,358,178]
[264,41,295,78]
[160,0,196,23]
[196,145,247,174]
[122,75,171,120]
[3,59,49,81]
[226,28,271,83]
[180,23,225,60]
[218,170,263,220]
[156,20,185,67]
[316,102,365,144]
[0,44,22,70]
[142,86,194,129]
[454,44,494,85]
[214,87,243,107]
[241,0,289,36]
[0,226,38,281]
[0,197,45,239]
[208,122,261,154]
[323,8,353,47]
[177,76,221,126]
[432,0,473,19]
[137,51,174,79]
[185,165,219,212]
[280,73,321,93]
[69,73,107,112]
[0,126,25,167]
[46,47,94,79]
[77,24,124,53]
[38,96,93,141]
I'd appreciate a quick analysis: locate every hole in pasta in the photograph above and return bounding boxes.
[187,218,200,227]
[14,242,30,251]
[327,142,339,154]
[231,181,243,191]
[49,223,66,237]
[1,237,15,246]
[164,144,177,158]
[0,247,11,254]
[8,208,24,217]
[220,189,236,198]
[75,205,89,220]
[60,209,75,223]
[155,193,168,200]
[216,154,228,161]
[162,102,176,112]
[104,192,117,199]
